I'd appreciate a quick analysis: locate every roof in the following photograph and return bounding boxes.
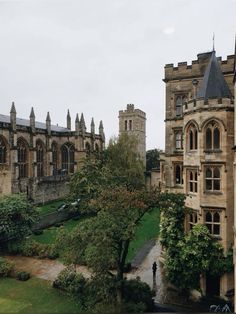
[0,114,70,133]
[197,51,232,100]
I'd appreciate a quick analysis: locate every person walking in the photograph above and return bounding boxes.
[152,261,157,277]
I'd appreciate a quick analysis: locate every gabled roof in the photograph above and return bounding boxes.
[197,51,232,99]
[0,114,70,133]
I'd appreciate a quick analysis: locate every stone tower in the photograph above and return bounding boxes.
[119,104,146,166]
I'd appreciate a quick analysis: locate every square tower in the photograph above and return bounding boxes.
[119,104,146,166]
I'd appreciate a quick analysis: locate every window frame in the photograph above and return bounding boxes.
[187,124,198,151]
[17,138,28,179]
[205,121,221,151]
[204,210,221,237]
[187,169,198,193]
[0,136,7,165]
[205,166,221,192]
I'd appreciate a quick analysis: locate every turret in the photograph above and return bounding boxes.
[10,101,16,131]
[46,111,51,135]
[75,113,79,133]
[30,107,35,133]
[67,109,71,130]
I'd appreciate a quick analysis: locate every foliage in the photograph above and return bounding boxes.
[0,194,38,243]
[0,257,14,277]
[159,193,233,293]
[7,239,58,259]
[146,149,160,171]
[53,266,86,298]
[16,271,30,281]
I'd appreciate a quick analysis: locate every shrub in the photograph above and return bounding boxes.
[16,271,30,281]
[33,229,43,236]
[0,257,14,277]
[53,266,86,297]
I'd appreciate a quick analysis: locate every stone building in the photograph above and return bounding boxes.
[0,104,105,203]
[160,49,235,298]
[119,104,146,166]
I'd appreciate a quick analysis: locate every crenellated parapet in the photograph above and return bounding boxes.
[164,53,235,82]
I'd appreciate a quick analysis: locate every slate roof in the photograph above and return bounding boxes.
[197,51,232,100]
[0,114,70,133]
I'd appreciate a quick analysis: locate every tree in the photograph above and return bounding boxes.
[146,149,160,172]
[0,194,38,244]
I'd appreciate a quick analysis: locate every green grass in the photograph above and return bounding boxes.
[36,200,65,215]
[31,216,88,245]
[0,277,82,314]
[127,207,160,262]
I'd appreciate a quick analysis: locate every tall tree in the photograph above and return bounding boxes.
[146,149,160,172]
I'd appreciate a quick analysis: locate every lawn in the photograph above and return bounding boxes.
[36,199,65,216]
[126,207,160,262]
[32,207,160,263]
[0,277,82,314]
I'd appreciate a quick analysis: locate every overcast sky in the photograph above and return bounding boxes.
[0,0,235,149]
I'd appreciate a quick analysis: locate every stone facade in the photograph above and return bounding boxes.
[119,104,146,166]
[0,104,105,203]
[161,50,235,298]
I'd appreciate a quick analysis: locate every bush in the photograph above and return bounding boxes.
[33,229,43,236]
[53,266,86,296]
[0,257,14,277]
[16,271,30,281]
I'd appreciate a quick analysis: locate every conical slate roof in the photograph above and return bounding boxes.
[197,51,232,99]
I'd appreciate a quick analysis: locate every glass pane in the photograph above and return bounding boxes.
[206,223,212,233]
[206,128,212,149]
[194,214,198,223]
[206,212,212,222]
[214,167,220,178]
[194,130,198,149]
[195,172,198,181]
[213,128,220,149]
[189,182,193,192]
[213,224,220,235]
[206,168,212,178]
[175,165,180,183]
[190,171,193,180]
[213,212,220,223]
[206,179,212,190]
[213,179,220,190]
[195,182,197,192]
[189,130,193,150]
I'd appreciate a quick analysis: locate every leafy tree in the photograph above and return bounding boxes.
[0,194,38,244]
[146,149,160,171]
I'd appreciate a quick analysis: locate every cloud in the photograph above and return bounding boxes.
[163,27,175,35]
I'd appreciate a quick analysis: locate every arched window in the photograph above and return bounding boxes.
[205,166,221,191]
[175,164,183,185]
[187,123,198,150]
[205,121,220,150]
[189,212,198,230]
[52,142,58,175]
[188,169,197,193]
[36,140,44,177]
[17,138,28,178]
[61,143,75,174]
[205,211,220,236]
[85,142,91,157]
[0,136,7,164]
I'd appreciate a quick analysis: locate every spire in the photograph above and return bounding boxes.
[91,117,95,134]
[99,120,105,141]
[30,107,35,132]
[30,107,35,118]
[10,101,16,131]
[80,113,86,136]
[46,112,51,135]
[67,109,71,130]
[75,113,79,132]
[196,51,232,100]
[212,33,215,52]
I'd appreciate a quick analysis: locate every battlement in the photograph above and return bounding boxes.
[183,97,234,114]
[119,104,146,118]
[164,52,235,81]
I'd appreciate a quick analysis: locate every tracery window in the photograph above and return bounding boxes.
[36,140,44,177]
[189,212,198,230]
[175,164,183,185]
[61,143,75,174]
[0,136,7,164]
[175,131,183,150]
[205,121,220,150]
[175,95,187,117]
[205,166,221,191]
[188,124,198,150]
[52,142,58,175]
[17,138,28,178]
[188,169,198,193]
[205,211,220,236]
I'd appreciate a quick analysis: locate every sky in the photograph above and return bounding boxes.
[0,0,235,150]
